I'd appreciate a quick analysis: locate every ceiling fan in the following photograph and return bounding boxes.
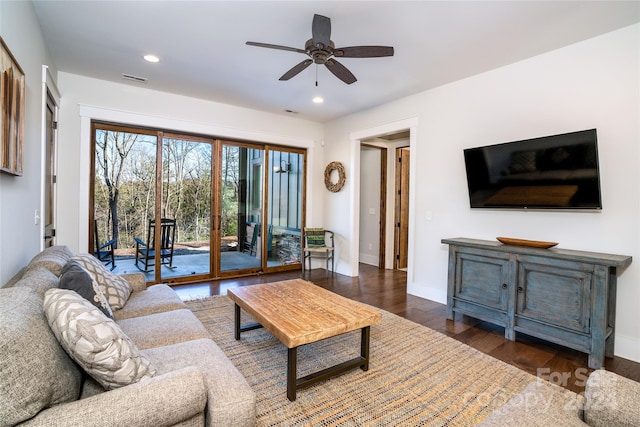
[246,14,394,85]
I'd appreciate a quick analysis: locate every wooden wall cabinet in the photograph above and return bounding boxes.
[442,238,632,369]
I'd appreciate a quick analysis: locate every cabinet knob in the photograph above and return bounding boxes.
[518,286,524,293]
[502,283,508,289]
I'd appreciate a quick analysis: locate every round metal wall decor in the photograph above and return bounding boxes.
[324,161,346,192]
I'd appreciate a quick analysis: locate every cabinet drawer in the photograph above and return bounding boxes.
[454,251,510,311]
[516,257,592,333]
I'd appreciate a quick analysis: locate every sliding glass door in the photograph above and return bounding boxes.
[160,134,213,282]
[217,142,264,275]
[91,122,305,284]
[265,148,304,270]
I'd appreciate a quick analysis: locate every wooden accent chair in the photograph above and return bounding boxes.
[93,220,116,270]
[302,228,334,274]
[134,218,176,272]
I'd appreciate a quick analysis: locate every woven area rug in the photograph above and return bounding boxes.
[185,295,535,426]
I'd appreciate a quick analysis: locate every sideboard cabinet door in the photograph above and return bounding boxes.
[515,255,592,336]
[454,250,510,311]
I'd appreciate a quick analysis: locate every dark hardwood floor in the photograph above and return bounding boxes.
[172,263,640,394]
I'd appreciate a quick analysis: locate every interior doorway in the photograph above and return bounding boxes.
[359,130,410,273]
[43,91,58,247]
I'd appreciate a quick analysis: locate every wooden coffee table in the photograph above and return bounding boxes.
[227,279,381,401]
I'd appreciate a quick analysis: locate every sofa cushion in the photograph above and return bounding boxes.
[59,260,114,319]
[12,265,59,299]
[0,288,82,426]
[26,245,74,276]
[113,284,186,321]
[44,288,156,390]
[71,254,132,309]
[117,309,211,350]
[142,339,256,427]
[584,369,640,427]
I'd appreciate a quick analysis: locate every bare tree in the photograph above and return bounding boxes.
[95,130,139,247]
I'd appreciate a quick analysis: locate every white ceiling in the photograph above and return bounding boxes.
[32,1,639,123]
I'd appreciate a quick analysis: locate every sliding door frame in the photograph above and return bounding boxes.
[90,120,306,284]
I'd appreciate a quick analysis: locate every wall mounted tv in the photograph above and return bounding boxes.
[463,129,602,210]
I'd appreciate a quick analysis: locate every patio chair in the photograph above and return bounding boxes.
[302,228,334,274]
[243,222,259,256]
[93,220,116,270]
[134,218,176,272]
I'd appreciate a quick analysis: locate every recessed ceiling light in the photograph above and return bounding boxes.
[144,54,160,63]
[312,96,324,104]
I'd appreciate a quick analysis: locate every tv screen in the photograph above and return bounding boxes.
[463,129,602,210]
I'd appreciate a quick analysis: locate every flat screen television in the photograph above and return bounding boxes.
[463,129,602,210]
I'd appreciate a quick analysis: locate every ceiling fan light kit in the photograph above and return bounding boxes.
[246,14,394,85]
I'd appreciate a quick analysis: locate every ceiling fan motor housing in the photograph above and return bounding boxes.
[305,39,334,64]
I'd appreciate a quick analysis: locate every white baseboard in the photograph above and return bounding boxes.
[615,333,640,363]
[359,253,379,267]
[407,282,447,305]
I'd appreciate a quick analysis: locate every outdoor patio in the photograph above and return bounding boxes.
[109,250,286,281]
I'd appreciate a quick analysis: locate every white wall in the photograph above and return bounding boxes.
[0,1,57,284]
[323,24,640,362]
[55,73,324,253]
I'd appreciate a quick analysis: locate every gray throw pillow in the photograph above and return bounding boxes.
[59,260,114,319]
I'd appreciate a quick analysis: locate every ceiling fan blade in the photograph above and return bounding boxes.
[334,46,395,58]
[279,59,313,81]
[325,59,357,84]
[312,14,331,49]
[246,41,306,55]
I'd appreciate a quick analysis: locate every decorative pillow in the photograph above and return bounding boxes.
[305,228,326,248]
[44,288,156,390]
[59,260,114,319]
[71,254,132,310]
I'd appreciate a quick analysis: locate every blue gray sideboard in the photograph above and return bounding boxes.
[441,237,632,369]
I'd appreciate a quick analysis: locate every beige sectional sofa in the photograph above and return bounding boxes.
[479,363,640,427]
[1,246,255,427]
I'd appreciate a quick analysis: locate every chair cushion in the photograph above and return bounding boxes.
[305,227,326,248]
[59,260,114,319]
[0,288,82,425]
[71,254,132,309]
[44,288,156,390]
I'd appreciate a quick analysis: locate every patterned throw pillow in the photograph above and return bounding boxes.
[59,260,114,319]
[44,289,156,390]
[305,228,326,248]
[71,254,132,310]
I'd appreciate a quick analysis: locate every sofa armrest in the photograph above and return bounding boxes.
[584,369,640,427]
[20,368,207,427]
[120,272,147,292]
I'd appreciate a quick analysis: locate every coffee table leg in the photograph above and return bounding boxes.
[287,346,297,401]
[234,303,241,340]
[361,326,371,371]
